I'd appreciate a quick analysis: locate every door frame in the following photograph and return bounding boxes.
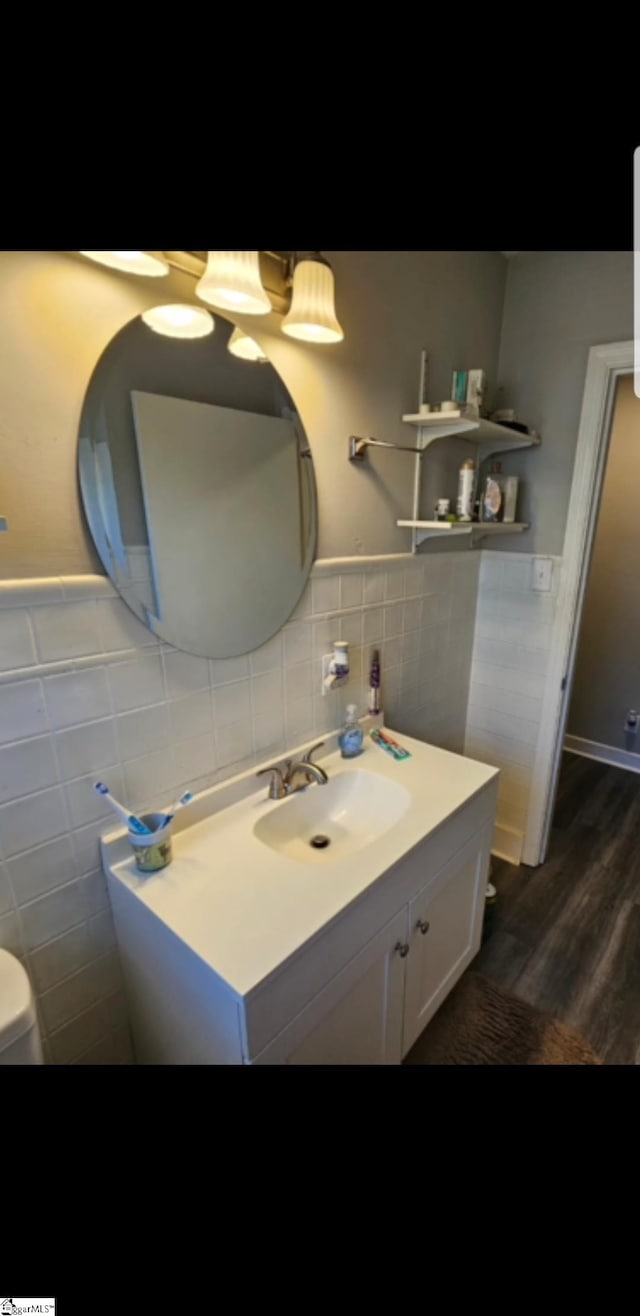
[523,341,634,867]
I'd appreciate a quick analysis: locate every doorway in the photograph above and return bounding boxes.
[523,342,636,866]
[564,375,640,772]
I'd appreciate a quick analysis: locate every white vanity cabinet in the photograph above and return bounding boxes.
[252,823,491,1065]
[103,730,499,1066]
[252,910,408,1065]
[402,825,491,1054]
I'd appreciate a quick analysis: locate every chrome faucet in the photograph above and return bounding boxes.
[257,742,329,800]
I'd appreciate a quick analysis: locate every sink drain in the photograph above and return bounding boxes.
[310,834,331,850]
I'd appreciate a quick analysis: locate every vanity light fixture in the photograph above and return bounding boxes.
[281,253,344,344]
[227,327,268,362]
[79,251,169,277]
[76,249,345,345]
[141,304,214,339]
[196,251,271,315]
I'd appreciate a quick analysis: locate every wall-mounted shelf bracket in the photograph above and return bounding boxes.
[349,435,423,462]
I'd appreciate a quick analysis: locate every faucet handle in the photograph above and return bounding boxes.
[302,741,325,765]
[256,765,287,800]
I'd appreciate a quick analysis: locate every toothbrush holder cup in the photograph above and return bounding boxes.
[128,813,173,874]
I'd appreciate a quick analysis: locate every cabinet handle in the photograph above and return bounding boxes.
[395,941,410,959]
[416,919,430,936]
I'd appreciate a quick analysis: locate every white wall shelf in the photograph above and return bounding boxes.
[402,413,539,553]
[397,520,530,548]
[348,414,539,555]
[401,413,541,463]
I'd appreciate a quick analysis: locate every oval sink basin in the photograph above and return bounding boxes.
[253,769,411,864]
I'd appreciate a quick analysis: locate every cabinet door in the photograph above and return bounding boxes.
[252,909,409,1065]
[402,823,492,1055]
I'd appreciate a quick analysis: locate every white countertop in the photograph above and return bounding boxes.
[103,729,498,1001]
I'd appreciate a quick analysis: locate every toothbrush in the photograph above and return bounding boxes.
[370,730,411,760]
[378,729,404,751]
[376,728,410,757]
[157,791,193,830]
[94,783,152,836]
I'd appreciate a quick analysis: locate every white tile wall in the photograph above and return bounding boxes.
[32,601,102,662]
[0,554,479,1064]
[0,610,37,671]
[0,679,48,744]
[465,551,562,862]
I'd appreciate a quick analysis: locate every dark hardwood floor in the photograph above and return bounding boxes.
[474,751,640,1065]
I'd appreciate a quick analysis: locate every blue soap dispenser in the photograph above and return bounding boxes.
[339,704,364,759]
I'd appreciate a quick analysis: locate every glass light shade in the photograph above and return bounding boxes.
[141,304,214,339]
[227,327,268,362]
[79,251,169,277]
[196,251,271,315]
[282,259,344,343]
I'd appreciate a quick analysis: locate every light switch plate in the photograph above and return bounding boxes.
[531,557,553,592]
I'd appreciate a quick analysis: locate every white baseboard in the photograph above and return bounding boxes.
[564,734,640,775]
[491,821,524,865]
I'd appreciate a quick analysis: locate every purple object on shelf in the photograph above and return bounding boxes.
[369,647,381,715]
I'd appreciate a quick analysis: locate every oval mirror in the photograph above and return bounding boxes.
[78,312,317,658]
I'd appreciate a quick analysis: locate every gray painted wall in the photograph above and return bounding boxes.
[493,250,633,555]
[567,376,640,747]
[0,250,507,577]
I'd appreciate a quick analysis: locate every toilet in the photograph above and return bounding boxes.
[0,949,44,1064]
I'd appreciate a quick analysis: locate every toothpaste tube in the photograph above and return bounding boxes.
[370,729,411,760]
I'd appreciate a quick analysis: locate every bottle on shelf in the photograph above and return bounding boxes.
[482,475,503,522]
[457,457,476,522]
